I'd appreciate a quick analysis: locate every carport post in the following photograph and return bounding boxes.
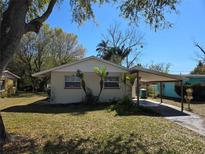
[136,71,140,106]
[160,82,163,103]
[180,80,184,112]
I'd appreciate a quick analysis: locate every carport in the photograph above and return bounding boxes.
[130,67,185,112]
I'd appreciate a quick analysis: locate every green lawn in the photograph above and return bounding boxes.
[1,93,205,153]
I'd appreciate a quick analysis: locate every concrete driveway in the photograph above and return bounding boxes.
[135,99,205,137]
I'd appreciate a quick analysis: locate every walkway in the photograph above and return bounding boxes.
[134,99,205,137]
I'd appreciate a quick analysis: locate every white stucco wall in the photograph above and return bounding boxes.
[49,57,131,104]
[50,71,130,104]
[132,79,137,98]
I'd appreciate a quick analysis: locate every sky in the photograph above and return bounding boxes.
[46,0,205,74]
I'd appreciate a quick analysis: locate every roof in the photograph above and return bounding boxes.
[130,66,184,82]
[181,74,205,78]
[2,70,20,79]
[32,56,129,77]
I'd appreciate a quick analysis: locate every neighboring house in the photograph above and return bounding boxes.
[183,74,205,85]
[0,70,20,97]
[33,56,129,104]
[159,82,181,99]
[158,74,205,99]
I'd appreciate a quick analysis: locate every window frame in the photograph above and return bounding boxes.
[0,80,5,91]
[104,76,120,89]
[64,76,81,89]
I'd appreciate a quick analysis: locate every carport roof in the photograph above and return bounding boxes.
[130,66,184,82]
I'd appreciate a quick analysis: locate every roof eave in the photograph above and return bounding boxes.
[32,56,129,77]
[130,67,184,81]
[4,70,21,79]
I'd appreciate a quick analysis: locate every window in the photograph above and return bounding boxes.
[13,80,17,87]
[65,76,81,89]
[0,80,5,91]
[104,76,120,88]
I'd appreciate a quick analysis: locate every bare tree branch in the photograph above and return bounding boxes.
[195,42,205,55]
[127,52,141,68]
[97,23,143,67]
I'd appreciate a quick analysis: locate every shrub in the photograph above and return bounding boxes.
[81,88,97,104]
[147,85,158,98]
[110,96,136,115]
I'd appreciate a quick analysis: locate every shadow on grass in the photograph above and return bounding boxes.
[3,134,37,154]
[114,106,188,117]
[2,100,118,115]
[4,133,177,154]
[2,102,158,117]
[155,104,189,117]
[110,106,161,117]
[2,99,189,117]
[111,101,189,117]
[42,134,153,154]
[138,100,189,117]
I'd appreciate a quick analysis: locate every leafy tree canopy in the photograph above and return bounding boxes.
[191,61,205,75]
[1,0,179,29]
[8,24,85,91]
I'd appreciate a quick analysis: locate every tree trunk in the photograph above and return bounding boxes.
[188,101,191,110]
[0,0,57,152]
[96,79,104,103]
[0,73,6,153]
[0,70,6,153]
[0,0,31,151]
[0,114,6,154]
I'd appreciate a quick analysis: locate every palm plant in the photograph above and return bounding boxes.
[93,66,109,102]
[122,73,129,96]
[96,39,132,65]
[96,40,109,56]
[76,69,87,95]
[126,74,136,86]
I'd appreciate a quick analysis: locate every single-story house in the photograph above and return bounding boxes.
[33,56,130,104]
[0,70,20,97]
[33,56,184,110]
[156,74,205,99]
